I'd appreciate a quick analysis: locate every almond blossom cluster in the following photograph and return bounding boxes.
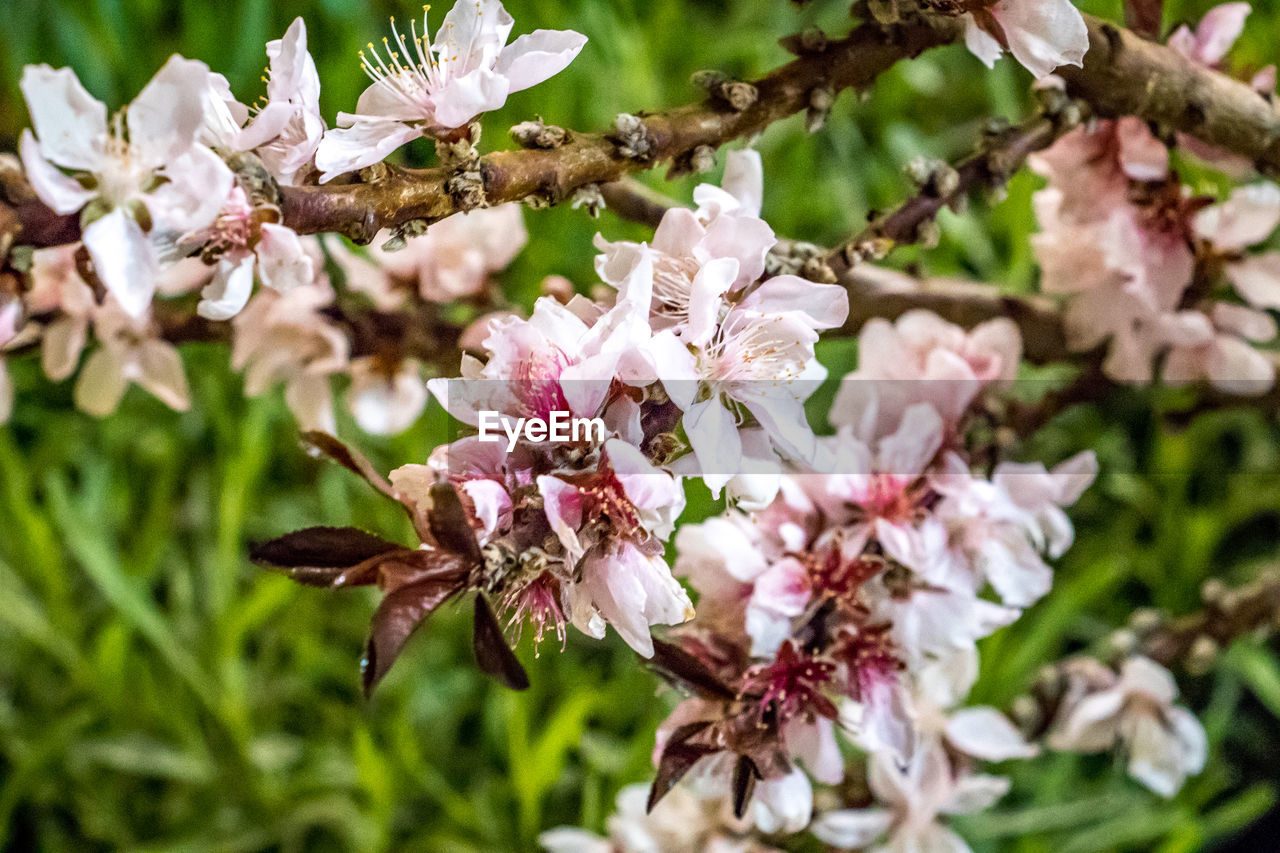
[1031,4,1280,393]
[408,149,848,656]
[3,2,565,430]
[0,0,1253,848]
[541,311,1207,851]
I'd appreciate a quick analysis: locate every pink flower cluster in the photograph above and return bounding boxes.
[1031,5,1280,393]
[405,150,849,655]
[5,1,577,428]
[541,311,1204,850]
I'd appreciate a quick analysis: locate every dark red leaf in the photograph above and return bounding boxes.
[428,481,482,563]
[648,637,737,700]
[731,755,761,818]
[301,431,400,503]
[472,594,530,690]
[361,576,463,696]
[647,721,715,813]
[1125,0,1163,39]
[250,527,409,586]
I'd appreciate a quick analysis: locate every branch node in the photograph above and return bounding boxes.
[510,118,568,149]
[806,85,835,132]
[691,70,759,111]
[610,113,655,160]
[779,28,830,55]
[570,183,605,218]
[866,0,903,25]
[903,156,959,198]
[690,145,718,174]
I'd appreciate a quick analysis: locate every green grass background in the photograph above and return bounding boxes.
[3,0,1280,849]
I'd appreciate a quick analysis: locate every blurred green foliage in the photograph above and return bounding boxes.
[3,0,1280,850]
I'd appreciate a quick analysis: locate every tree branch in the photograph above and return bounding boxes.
[1060,15,1280,177]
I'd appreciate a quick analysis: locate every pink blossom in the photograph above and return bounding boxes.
[1031,120,1206,382]
[962,0,1089,79]
[73,298,191,417]
[829,309,1020,440]
[1049,656,1207,797]
[20,57,233,317]
[231,266,349,432]
[315,0,586,181]
[1168,3,1251,68]
[811,739,1009,852]
[539,439,691,656]
[184,186,315,320]
[330,205,527,308]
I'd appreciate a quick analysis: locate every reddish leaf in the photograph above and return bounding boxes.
[649,637,737,700]
[1125,0,1163,39]
[731,755,761,819]
[428,481,482,563]
[472,594,530,690]
[647,720,714,812]
[250,527,409,586]
[362,576,463,696]
[301,431,400,503]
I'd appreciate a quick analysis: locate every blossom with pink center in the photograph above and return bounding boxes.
[932,449,1097,607]
[183,186,315,320]
[811,738,1010,852]
[1048,656,1207,797]
[742,640,839,723]
[315,0,586,181]
[869,516,1020,667]
[829,309,1021,440]
[961,0,1089,79]
[20,57,233,317]
[597,150,847,337]
[832,625,915,760]
[539,438,692,655]
[1031,119,1207,382]
[651,306,833,493]
[329,205,527,308]
[596,150,777,314]
[429,260,655,429]
[822,402,945,556]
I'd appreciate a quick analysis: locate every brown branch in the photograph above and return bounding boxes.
[825,108,1079,275]
[1060,15,1280,177]
[277,17,956,243]
[1134,569,1280,670]
[835,264,1071,363]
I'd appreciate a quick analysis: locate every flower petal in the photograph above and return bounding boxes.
[256,223,314,292]
[19,129,95,214]
[74,347,128,417]
[136,339,191,411]
[198,254,256,320]
[83,209,158,319]
[19,64,107,171]
[494,29,587,93]
[128,55,212,165]
[314,120,422,182]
